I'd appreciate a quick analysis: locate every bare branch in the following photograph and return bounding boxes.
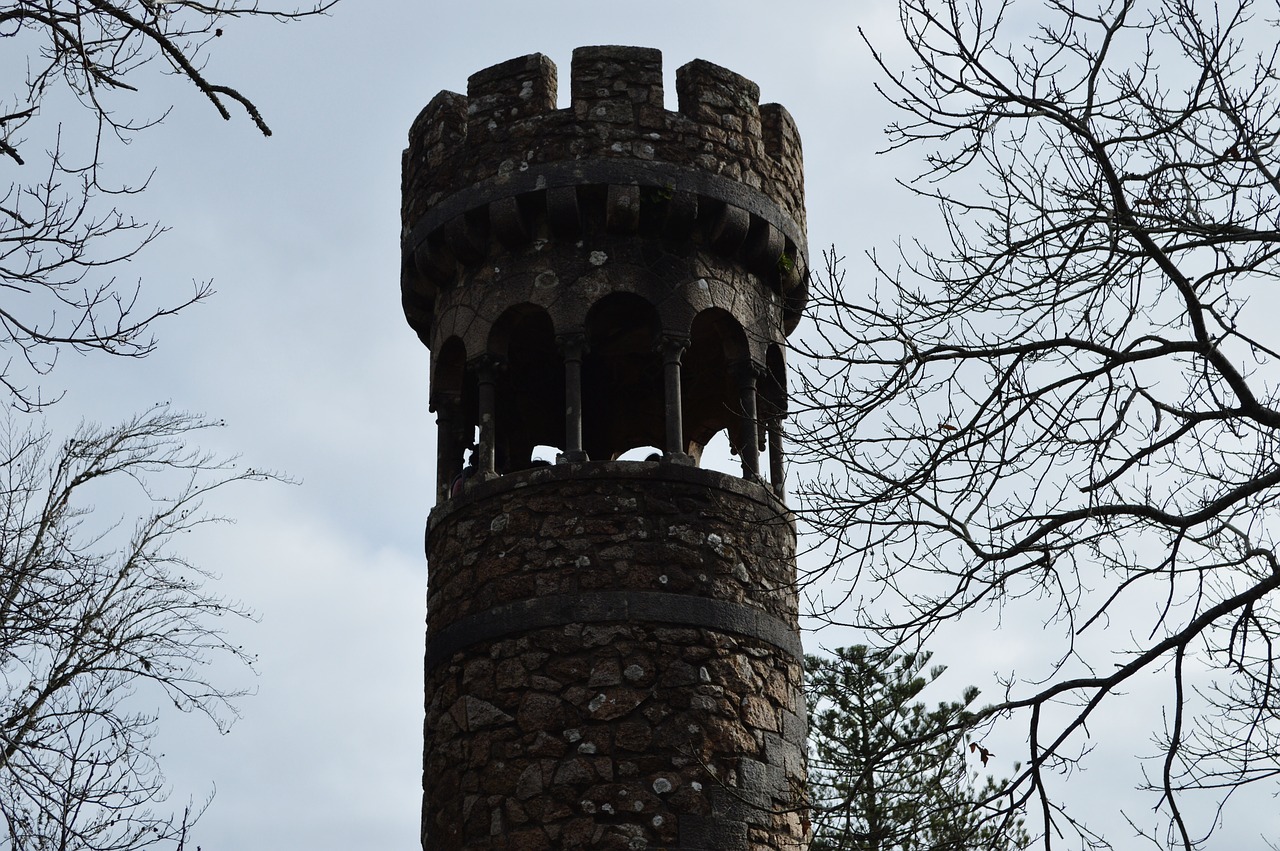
[792,2,1280,848]
[0,0,338,410]
[0,406,284,850]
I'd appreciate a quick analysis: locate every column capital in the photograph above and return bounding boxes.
[556,332,587,358]
[659,335,690,362]
[560,332,588,462]
[428,389,463,415]
[471,353,506,384]
[729,357,765,384]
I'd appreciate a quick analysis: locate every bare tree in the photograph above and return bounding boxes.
[1,0,336,409]
[0,407,276,850]
[1,4,334,845]
[791,0,1280,848]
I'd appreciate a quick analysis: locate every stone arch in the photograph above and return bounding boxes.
[761,341,787,424]
[677,275,780,365]
[682,307,752,465]
[583,292,663,461]
[432,335,469,397]
[431,336,474,500]
[488,303,562,471]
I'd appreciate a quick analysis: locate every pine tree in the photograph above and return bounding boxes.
[806,646,1029,851]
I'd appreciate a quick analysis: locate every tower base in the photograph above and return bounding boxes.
[423,463,807,851]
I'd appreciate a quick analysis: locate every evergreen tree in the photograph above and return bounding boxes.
[806,646,1029,851]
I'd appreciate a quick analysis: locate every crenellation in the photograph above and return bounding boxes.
[759,103,799,165]
[401,50,811,346]
[675,59,761,122]
[465,52,557,128]
[412,90,468,155]
[402,90,467,227]
[570,46,663,125]
[401,48,805,259]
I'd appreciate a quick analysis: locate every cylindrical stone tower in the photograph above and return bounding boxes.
[401,46,810,851]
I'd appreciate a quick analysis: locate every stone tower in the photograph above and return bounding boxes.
[401,46,809,851]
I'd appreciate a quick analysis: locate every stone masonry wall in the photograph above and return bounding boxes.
[427,232,787,373]
[402,47,804,238]
[424,463,807,850]
[409,47,812,851]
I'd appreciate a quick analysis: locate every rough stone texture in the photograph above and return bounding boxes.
[427,463,798,632]
[424,464,806,850]
[428,242,786,378]
[403,47,803,240]
[423,624,806,851]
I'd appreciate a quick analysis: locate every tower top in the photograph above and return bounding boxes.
[401,46,807,341]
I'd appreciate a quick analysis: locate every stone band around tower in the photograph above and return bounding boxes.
[424,462,804,672]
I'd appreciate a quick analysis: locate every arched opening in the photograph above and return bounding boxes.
[682,308,751,467]
[583,293,663,461]
[431,337,473,501]
[489,304,562,472]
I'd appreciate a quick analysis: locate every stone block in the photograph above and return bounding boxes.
[741,695,779,732]
[679,813,749,851]
[517,692,567,733]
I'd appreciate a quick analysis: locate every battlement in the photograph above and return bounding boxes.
[401,47,807,339]
[404,47,802,223]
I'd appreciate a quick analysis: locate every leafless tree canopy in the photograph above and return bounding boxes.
[791,1,1280,848]
[0,1,335,409]
[0,408,276,851]
[1,3,331,848]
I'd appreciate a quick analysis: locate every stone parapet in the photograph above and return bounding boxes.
[404,46,803,233]
[401,46,808,339]
[427,463,798,637]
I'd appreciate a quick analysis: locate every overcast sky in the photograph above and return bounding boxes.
[14,1,1278,848]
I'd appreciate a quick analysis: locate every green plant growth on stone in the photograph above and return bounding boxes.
[641,183,675,205]
[776,251,795,274]
[806,646,1030,851]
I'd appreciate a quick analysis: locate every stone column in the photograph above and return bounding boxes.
[474,355,500,478]
[558,333,589,462]
[732,359,762,478]
[768,414,786,498]
[432,392,463,501]
[661,335,689,460]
